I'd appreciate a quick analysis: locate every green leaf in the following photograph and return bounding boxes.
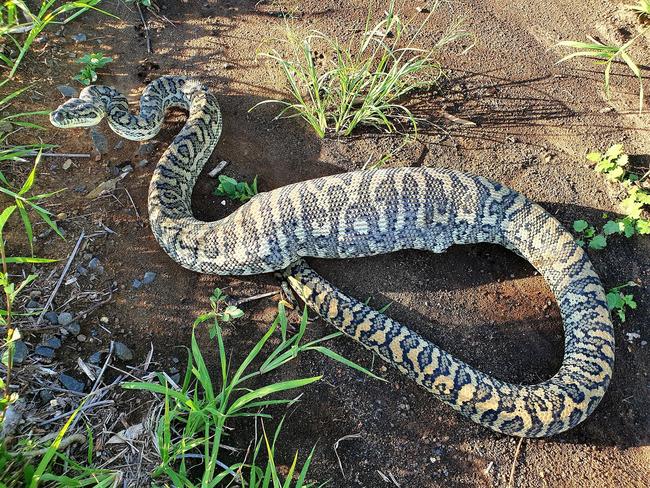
[635,219,650,234]
[588,234,607,250]
[0,205,17,235]
[602,220,622,235]
[604,144,624,159]
[572,219,589,232]
[586,151,602,162]
[606,291,624,310]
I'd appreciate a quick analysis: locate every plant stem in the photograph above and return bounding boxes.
[0,240,13,400]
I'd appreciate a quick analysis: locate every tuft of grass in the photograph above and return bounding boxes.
[0,0,114,84]
[606,282,638,322]
[73,51,113,85]
[557,33,646,112]
[253,0,469,138]
[122,297,379,486]
[213,174,259,202]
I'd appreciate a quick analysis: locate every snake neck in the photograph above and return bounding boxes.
[145,78,223,263]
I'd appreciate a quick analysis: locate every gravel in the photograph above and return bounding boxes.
[57,85,78,98]
[44,311,59,325]
[12,341,29,364]
[90,128,109,154]
[142,271,157,284]
[45,337,62,349]
[35,346,55,358]
[59,373,85,393]
[88,351,103,364]
[114,341,134,361]
[58,312,74,326]
[64,321,81,335]
[132,279,142,289]
[72,32,87,42]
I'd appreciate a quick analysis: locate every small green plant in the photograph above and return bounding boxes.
[124,300,378,485]
[73,51,113,85]
[625,0,650,21]
[587,144,650,237]
[557,34,645,111]
[572,219,607,249]
[0,0,112,84]
[201,287,244,339]
[606,282,638,322]
[254,0,469,137]
[213,174,259,202]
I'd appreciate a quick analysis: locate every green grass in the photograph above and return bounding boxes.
[625,0,650,21]
[122,296,379,486]
[253,0,469,137]
[0,0,112,84]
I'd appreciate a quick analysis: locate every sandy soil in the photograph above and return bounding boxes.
[2,0,649,486]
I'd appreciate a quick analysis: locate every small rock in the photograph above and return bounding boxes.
[142,271,157,285]
[114,341,133,361]
[90,128,109,154]
[45,337,62,349]
[223,62,234,69]
[74,185,87,193]
[44,311,59,324]
[88,351,103,364]
[76,334,87,342]
[39,390,54,403]
[138,159,149,167]
[88,257,101,270]
[77,265,88,276]
[59,373,85,393]
[65,321,81,335]
[35,346,55,358]
[12,341,29,364]
[57,85,77,98]
[416,6,430,13]
[170,372,181,384]
[100,316,109,324]
[58,312,74,326]
[63,158,73,170]
[114,139,124,150]
[26,300,40,310]
[72,33,87,42]
[138,142,156,156]
[132,279,142,289]
[121,164,133,174]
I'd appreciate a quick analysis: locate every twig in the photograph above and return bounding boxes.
[18,433,86,457]
[39,152,91,158]
[234,290,279,306]
[123,187,143,225]
[40,400,114,425]
[333,433,361,478]
[36,230,85,326]
[136,3,153,54]
[208,160,229,178]
[508,437,525,488]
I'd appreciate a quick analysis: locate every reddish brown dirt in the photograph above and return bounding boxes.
[2,0,649,486]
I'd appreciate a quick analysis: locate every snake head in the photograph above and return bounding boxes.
[50,98,105,128]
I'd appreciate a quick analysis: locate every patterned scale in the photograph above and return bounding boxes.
[50,76,615,437]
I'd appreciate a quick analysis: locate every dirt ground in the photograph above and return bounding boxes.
[3,0,649,486]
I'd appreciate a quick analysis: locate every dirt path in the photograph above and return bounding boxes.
[4,0,649,486]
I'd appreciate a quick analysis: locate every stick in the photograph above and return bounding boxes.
[39,152,91,158]
[136,3,153,54]
[36,230,85,326]
[208,160,229,178]
[234,290,279,306]
[508,437,525,488]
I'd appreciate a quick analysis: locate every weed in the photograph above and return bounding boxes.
[572,219,607,249]
[213,174,259,202]
[606,282,638,322]
[73,51,113,85]
[625,0,650,21]
[254,0,469,137]
[0,0,113,83]
[124,299,378,485]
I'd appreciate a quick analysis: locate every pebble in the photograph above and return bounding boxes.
[12,341,29,364]
[57,85,77,98]
[114,341,133,361]
[100,316,109,324]
[77,265,88,276]
[63,158,73,170]
[223,62,234,69]
[35,346,55,358]
[114,140,124,150]
[26,300,40,310]
[72,33,87,42]
[58,312,74,326]
[138,142,156,156]
[74,185,87,193]
[90,128,109,154]
[88,351,103,364]
[88,257,101,270]
[65,321,81,335]
[142,271,157,284]
[138,159,149,167]
[45,337,62,349]
[44,311,59,324]
[39,390,54,403]
[59,373,85,393]
[77,334,87,342]
[132,279,142,289]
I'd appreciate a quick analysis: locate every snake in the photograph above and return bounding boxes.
[50,76,614,438]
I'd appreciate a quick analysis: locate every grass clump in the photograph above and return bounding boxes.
[625,0,650,22]
[254,0,469,138]
[123,295,378,486]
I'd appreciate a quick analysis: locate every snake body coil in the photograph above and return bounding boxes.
[51,76,615,437]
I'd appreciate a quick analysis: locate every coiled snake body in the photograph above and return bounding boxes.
[51,76,614,438]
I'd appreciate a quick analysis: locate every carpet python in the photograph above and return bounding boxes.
[51,76,614,437]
